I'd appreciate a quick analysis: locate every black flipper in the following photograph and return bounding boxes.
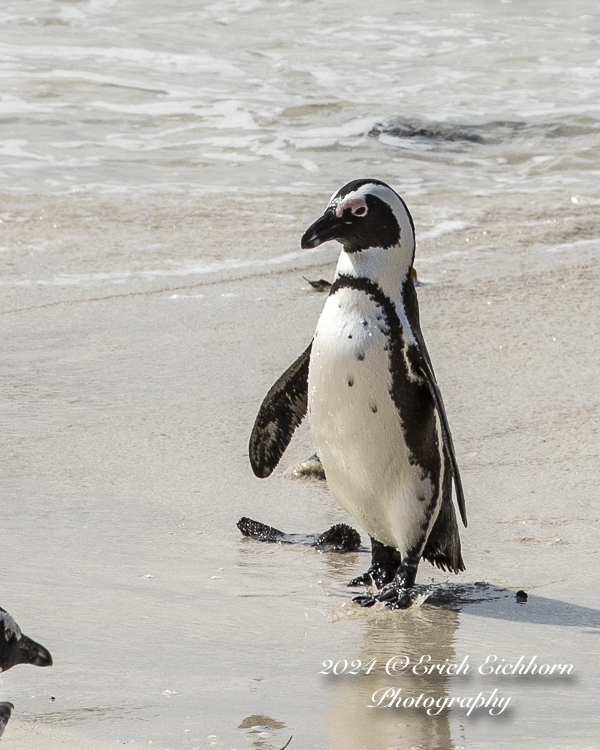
[411,326,467,528]
[249,342,312,478]
[401,276,467,528]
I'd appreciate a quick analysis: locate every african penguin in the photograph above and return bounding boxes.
[0,702,13,738]
[249,179,466,608]
[0,607,53,672]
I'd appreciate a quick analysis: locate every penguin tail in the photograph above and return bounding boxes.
[423,548,466,575]
[422,461,465,575]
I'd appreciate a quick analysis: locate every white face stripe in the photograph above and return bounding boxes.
[329,182,414,240]
[330,182,405,220]
[335,196,367,217]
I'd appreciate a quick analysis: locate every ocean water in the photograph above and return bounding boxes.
[1,0,600,197]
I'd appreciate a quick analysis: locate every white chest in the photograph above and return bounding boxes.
[307,287,435,554]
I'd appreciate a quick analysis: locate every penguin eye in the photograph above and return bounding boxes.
[353,206,367,217]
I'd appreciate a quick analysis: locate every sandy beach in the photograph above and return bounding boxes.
[1,186,599,748]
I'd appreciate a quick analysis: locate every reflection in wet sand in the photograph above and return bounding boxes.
[325,607,460,750]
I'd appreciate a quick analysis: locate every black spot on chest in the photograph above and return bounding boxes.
[329,275,440,484]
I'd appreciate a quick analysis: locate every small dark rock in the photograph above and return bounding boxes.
[287,453,327,481]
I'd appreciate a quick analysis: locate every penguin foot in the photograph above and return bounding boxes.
[347,571,372,587]
[350,586,411,609]
[380,582,434,609]
[352,583,434,610]
[351,587,411,609]
[376,586,413,610]
[349,538,403,589]
[347,563,396,589]
[352,594,377,608]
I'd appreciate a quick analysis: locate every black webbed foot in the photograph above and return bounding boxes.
[347,537,401,589]
[372,558,420,608]
[351,576,409,608]
[375,584,413,610]
[237,517,361,552]
[347,571,373,587]
[353,583,431,610]
[347,564,396,589]
[352,593,377,608]
[384,591,414,610]
[349,548,427,609]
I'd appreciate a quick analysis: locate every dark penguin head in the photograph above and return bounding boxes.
[0,703,13,739]
[301,179,416,294]
[0,609,53,673]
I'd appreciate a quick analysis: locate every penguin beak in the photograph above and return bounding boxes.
[17,635,53,668]
[301,211,343,249]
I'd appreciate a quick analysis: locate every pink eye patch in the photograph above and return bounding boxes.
[335,197,368,217]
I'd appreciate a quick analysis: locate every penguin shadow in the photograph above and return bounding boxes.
[236,518,600,631]
[437,582,600,632]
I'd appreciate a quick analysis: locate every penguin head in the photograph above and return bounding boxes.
[0,609,53,672]
[0,702,13,739]
[301,179,415,263]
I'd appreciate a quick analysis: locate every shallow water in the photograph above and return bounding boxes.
[1,1,600,749]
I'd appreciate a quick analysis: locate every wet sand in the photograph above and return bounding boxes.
[1,189,600,749]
